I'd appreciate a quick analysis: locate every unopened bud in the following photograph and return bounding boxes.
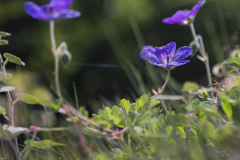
[198,87,209,99]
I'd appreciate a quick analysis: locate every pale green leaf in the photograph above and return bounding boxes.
[17,93,44,107]
[4,53,25,66]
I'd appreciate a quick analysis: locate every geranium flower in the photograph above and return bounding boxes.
[140,42,193,68]
[23,0,81,20]
[162,1,205,24]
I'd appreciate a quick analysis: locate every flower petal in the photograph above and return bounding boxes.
[24,2,50,20]
[50,0,73,13]
[187,0,205,20]
[162,10,189,24]
[172,46,193,61]
[58,9,81,19]
[155,42,176,63]
[167,60,190,67]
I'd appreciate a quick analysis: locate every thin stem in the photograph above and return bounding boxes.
[159,69,171,114]
[189,23,213,99]
[49,21,63,103]
[159,69,171,95]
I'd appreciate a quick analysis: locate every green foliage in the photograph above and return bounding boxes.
[183,81,199,91]
[24,140,67,150]
[0,106,5,115]
[0,40,8,46]
[222,57,240,68]
[4,53,25,66]
[0,72,12,81]
[17,93,44,107]
[0,31,11,37]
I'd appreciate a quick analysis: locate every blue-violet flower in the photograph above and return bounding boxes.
[23,0,81,20]
[162,0,205,24]
[140,42,193,68]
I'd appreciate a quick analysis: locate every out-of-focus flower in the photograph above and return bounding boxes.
[23,0,81,20]
[162,1,205,24]
[28,125,38,133]
[212,63,227,78]
[140,42,193,68]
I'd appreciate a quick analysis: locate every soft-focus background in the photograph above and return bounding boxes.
[0,0,238,110]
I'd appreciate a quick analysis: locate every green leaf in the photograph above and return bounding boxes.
[4,53,25,66]
[228,69,238,75]
[0,40,8,46]
[98,109,108,120]
[222,58,240,68]
[0,107,5,115]
[0,86,15,92]
[0,31,11,37]
[24,140,67,150]
[48,100,61,112]
[120,99,130,113]
[0,72,12,81]
[17,93,44,107]
[135,93,151,112]
[183,81,199,91]
[218,92,232,119]
[0,124,28,139]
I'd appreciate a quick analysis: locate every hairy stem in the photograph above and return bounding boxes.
[189,23,213,99]
[159,69,170,114]
[50,21,63,103]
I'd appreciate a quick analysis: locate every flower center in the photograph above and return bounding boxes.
[43,6,54,14]
[163,55,172,63]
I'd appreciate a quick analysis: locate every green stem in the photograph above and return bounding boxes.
[49,21,63,103]
[159,69,170,114]
[189,23,213,99]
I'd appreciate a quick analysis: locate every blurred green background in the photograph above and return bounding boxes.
[0,0,238,109]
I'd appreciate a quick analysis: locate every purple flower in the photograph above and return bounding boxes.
[140,42,193,68]
[23,0,81,20]
[162,1,205,24]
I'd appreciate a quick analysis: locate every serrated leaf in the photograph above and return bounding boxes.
[0,32,11,37]
[0,107,5,115]
[135,94,151,112]
[0,124,28,139]
[0,40,8,46]
[24,140,67,150]
[17,93,44,107]
[0,86,16,92]
[222,58,240,68]
[120,99,130,113]
[4,53,25,66]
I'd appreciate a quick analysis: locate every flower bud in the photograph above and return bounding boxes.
[198,87,209,99]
